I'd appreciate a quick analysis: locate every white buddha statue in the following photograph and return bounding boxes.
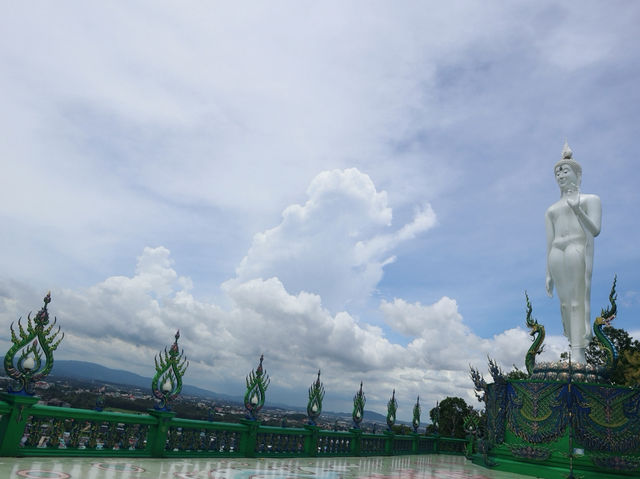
[545,142,602,364]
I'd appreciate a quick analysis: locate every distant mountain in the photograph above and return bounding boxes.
[50,360,149,388]
[44,359,241,403]
[322,409,388,423]
[363,410,389,422]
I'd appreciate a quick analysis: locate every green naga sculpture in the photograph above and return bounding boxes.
[386,389,397,430]
[244,354,270,420]
[412,396,421,433]
[151,331,188,411]
[352,382,365,429]
[3,292,63,395]
[307,370,324,426]
[524,292,545,376]
[593,275,618,376]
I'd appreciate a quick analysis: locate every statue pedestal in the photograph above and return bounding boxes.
[531,360,609,383]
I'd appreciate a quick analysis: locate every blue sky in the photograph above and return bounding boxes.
[1,1,639,420]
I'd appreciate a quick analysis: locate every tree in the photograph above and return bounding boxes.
[623,350,640,387]
[391,424,412,435]
[586,325,640,386]
[428,396,476,439]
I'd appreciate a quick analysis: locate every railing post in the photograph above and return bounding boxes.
[434,432,440,453]
[240,419,259,457]
[349,428,362,456]
[303,424,319,456]
[0,394,39,456]
[147,409,175,458]
[411,432,419,454]
[383,430,394,455]
[465,433,474,458]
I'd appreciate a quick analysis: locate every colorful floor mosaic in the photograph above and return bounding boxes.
[0,455,536,479]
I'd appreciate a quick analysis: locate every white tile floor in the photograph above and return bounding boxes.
[0,455,535,478]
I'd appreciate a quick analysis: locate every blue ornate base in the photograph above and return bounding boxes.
[482,378,640,478]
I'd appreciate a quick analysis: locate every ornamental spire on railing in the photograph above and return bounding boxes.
[386,389,397,430]
[244,354,270,420]
[352,382,365,429]
[151,330,188,411]
[432,401,440,434]
[412,396,421,433]
[3,292,64,395]
[307,370,324,426]
[463,413,480,459]
[463,413,479,435]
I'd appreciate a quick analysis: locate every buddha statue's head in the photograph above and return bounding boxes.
[554,141,582,188]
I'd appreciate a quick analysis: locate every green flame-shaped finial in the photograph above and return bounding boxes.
[307,370,325,425]
[244,354,270,420]
[4,292,64,395]
[464,413,479,434]
[352,382,366,428]
[432,401,440,433]
[412,396,421,433]
[151,330,189,411]
[386,389,397,430]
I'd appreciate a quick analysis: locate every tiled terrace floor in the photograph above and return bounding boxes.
[0,454,537,478]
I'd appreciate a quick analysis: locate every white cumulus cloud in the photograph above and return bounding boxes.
[230,168,436,312]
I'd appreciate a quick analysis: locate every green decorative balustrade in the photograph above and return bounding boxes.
[0,395,468,458]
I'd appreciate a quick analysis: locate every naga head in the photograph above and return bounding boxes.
[528,323,542,337]
[595,315,614,327]
[596,275,617,326]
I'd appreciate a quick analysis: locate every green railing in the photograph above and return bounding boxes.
[0,393,469,459]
